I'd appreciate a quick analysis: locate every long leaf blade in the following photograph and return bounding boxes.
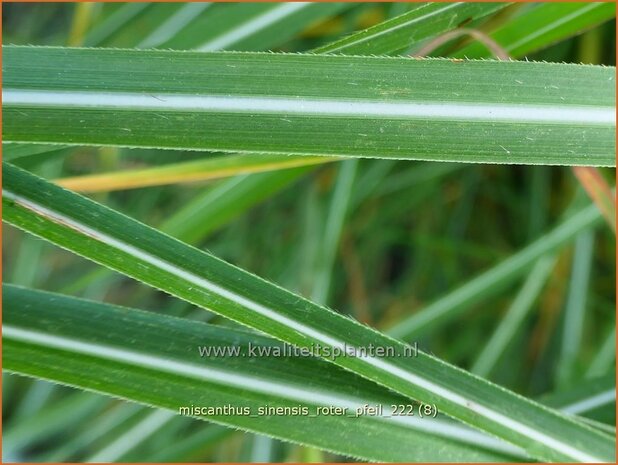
[3,162,614,462]
[3,46,615,166]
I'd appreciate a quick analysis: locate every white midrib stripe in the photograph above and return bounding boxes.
[3,89,615,125]
[322,2,460,53]
[3,325,523,457]
[197,2,310,51]
[2,190,603,462]
[562,389,616,415]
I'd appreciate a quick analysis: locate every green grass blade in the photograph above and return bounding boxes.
[3,163,614,462]
[311,160,358,304]
[387,206,602,340]
[455,2,616,59]
[471,255,557,378]
[3,284,521,463]
[3,46,615,166]
[314,2,506,55]
[557,230,596,387]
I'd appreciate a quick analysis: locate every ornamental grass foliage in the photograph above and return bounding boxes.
[2,2,616,463]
